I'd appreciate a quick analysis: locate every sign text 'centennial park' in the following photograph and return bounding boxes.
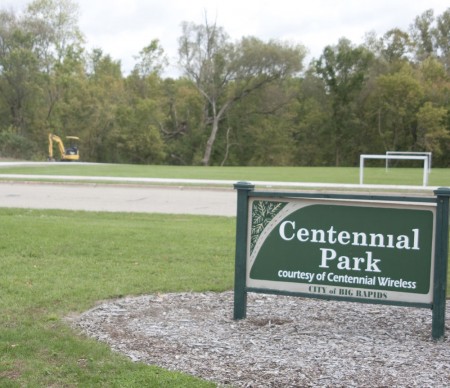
[248,199,434,304]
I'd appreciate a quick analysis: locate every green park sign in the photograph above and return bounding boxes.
[233,183,450,339]
[249,199,434,302]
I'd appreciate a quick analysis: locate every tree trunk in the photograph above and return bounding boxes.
[202,116,220,166]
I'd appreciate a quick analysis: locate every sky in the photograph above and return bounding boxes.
[5,0,450,77]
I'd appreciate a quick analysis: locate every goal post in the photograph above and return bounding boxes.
[360,154,429,186]
[385,151,432,173]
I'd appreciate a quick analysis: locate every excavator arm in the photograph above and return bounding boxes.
[48,134,65,160]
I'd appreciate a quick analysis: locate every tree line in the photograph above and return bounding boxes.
[1,0,449,167]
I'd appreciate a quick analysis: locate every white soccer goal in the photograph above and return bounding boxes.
[360,154,430,186]
[385,151,432,173]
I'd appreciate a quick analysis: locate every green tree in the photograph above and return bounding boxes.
[159,78,204,165]
[0,9,39,133]
[290,72,334,165]
[434,8,450,72]
[372,64,424,151]
[221,79,299,166]
[114,99,167,164]
[24,0,84,130]
[417,57,450,165]
[381,28,413,64]
[25,0,83,65]
[80,49,124,161]
[114,71,168,164]
[416,102,449,158]
[314,38,373,165]
[178,19,305,165]
[410,9,435,61]
[133,39,168,78]
[0,0,84,159]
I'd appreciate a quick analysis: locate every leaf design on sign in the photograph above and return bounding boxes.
[250,200,287,254]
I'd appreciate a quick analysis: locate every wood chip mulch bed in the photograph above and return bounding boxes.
[68,291,450,387]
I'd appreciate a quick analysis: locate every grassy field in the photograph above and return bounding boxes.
[1,164,449,386]
[0,162,449,186]
[1,209,234,387]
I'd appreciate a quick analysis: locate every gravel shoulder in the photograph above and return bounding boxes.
[67,291,450,387]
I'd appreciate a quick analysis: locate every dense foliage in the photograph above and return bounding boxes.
[1,0,449,166]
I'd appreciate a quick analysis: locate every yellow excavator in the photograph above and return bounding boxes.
[48,133,80,161]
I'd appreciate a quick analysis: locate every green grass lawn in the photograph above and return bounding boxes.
[1,209,234,387]
[0,163,449,186]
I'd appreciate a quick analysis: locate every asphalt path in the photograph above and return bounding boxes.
[0,182,237,216]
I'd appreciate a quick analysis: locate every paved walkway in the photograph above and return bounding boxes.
[0,182,237,216]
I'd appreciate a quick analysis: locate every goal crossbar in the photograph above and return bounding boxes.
[386,151,432,173]
[360,154,429,186]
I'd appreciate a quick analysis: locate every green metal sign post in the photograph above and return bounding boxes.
[432,188,450,338]
[233,182,450,340]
